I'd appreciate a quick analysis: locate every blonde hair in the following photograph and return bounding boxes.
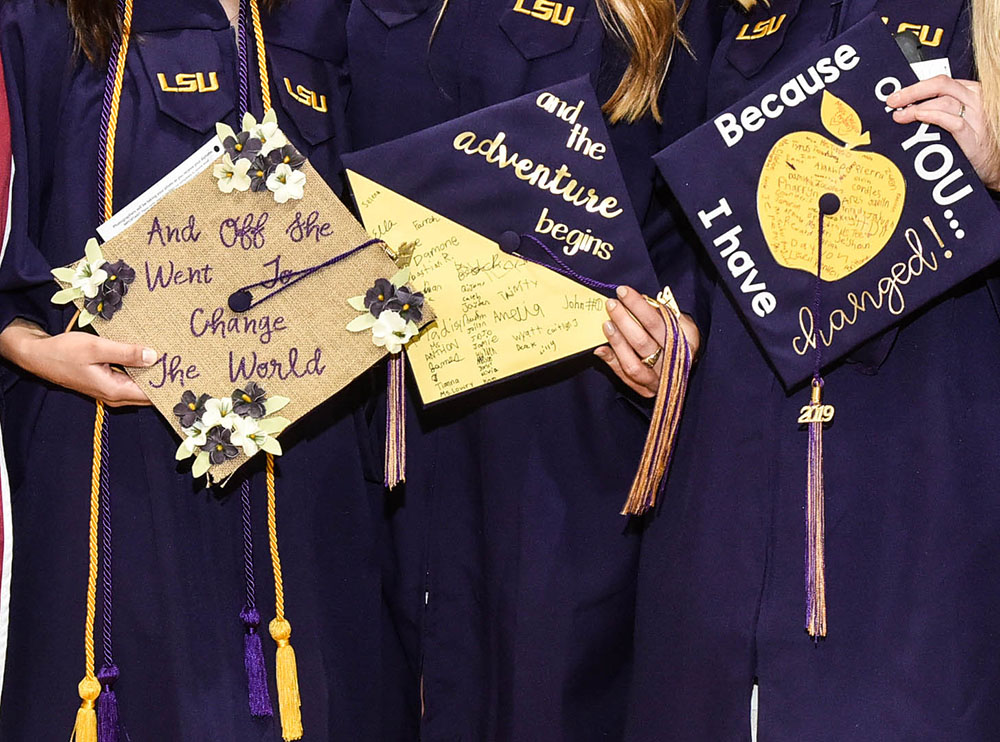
[973,0,1000,168]
[432,0,689,123]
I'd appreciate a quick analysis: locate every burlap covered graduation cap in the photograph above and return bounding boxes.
[54,116,430,485]
[655,15,1000,389]
[343,76,690,516]
[342,76,663,404]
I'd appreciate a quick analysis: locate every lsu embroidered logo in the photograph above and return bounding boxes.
[157,72,220,93]
[881,17,944,47]
[283,78,328,113]
[512,0,574,27]
[735,14,786,41]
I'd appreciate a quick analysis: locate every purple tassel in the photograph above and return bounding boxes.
[96,664,121,742]
[241,606,274,717]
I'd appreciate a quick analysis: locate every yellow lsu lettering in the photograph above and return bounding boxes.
[156,72,220,93]
[735,14,786,41]
[880,17,944,47]
[283,78,328,113]
[512,0,574,26]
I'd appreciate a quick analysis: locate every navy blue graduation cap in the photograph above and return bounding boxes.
[343,77,689,516]
[655,14,1000,389]
[343,75,659,298]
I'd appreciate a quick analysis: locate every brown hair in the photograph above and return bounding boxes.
[433,0,690,124]
[64,0,286,64]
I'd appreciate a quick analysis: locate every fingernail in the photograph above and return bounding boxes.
[604,321,616,336]
[607,299,618,311]
[616,285,628,298]
[142,348,157,365]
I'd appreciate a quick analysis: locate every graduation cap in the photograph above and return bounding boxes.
[655,14,1000,638]
[52,110,430,486]
[656,14,1000,389]
[343,76,661,402]
[343,76,690,515]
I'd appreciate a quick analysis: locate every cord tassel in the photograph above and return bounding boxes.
[96,664,121,742]
[266,454,303,740]
[385,353,406,489]
[242,606,274,717]
[72,677,101,742]
[806,378,829,639]
[621,303,692,515]
[270,618,302,740]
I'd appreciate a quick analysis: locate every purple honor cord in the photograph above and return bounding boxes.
[235,0,274,717]
[95,3,126,738]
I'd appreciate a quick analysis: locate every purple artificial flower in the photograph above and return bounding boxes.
[384,285,424,324]
[248,156,274,192]
[101,259,135,297]
[364,278,396,317]
[202,427,240,465]
[223,130,263,162]
[173,390,212,428]
[232,382,267,419]
[266,144,306,171]
[83,283,123,321]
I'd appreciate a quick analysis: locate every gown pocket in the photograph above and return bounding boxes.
[135,31,234,133]
[357,0,435,29]
[724,0,800,79]
[499,0,591,61]
[268,44,343,148]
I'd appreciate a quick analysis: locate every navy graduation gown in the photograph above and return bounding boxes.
[629,1,1000,740]
[346,2,721,739]
[0,1,382,739]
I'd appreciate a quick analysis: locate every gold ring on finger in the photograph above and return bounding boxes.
[641,347,663,368]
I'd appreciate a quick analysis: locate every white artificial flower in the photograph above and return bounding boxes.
[252,110,288,155]
[371,310,416,354]
[68,239,108,299]
[175,421,209,460]
[266,163,306,203]
[229,415,263,456]
[214,154,252,193]
[201,397,239,430]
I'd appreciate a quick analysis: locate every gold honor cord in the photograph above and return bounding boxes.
[248,1,303,737]
[71,0,134,738]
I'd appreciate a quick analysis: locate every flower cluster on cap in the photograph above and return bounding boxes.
[213,109,306,204]
[51,238,135,326]
[346,267,425,353]
[173,381,292,479]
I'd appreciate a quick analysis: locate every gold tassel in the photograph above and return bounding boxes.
[265,453,303,740]
[620,300,692,515]
[70,677,101,742]
[270,618,302,740]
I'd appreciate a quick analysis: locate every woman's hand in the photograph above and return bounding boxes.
[594,286,700,398]
[888,76,1000,190]
[0,319,155,406]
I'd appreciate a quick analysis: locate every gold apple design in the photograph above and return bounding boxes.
[757,91,906,281]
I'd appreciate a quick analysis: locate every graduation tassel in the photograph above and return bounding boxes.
[620,297,692,516]
[385,352,406,488]
[265,454,303,740]
[802,193,838,639]
[240,479,274,717]
[71,403,106,742]
[805,378,829,639]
